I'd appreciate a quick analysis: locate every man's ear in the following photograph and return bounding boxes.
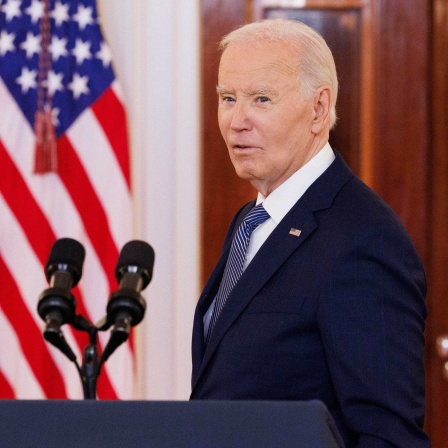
[311,87,331,134]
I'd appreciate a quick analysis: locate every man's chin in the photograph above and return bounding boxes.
[231,160,259,179]
[233,168,257,181]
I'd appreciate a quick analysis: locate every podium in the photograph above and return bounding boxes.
[0,399,344,448]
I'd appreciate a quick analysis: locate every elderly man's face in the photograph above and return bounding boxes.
[217,41,324,196]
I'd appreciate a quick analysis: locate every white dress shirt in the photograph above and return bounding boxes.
[243,142,335,269]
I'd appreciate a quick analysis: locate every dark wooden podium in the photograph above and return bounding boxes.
[0,399,344,447]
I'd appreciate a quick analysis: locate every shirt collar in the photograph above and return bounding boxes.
[256,142,335,224]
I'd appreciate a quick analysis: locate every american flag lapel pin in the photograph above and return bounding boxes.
[289,228,302,237]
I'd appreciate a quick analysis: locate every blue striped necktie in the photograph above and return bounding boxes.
[207,203,270,341]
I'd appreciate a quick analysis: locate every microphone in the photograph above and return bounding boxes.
[99,240,155,362]
[37,238,86,360]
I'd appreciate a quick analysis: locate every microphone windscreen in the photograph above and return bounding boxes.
[115,240,155,288]
[45,238,86,285]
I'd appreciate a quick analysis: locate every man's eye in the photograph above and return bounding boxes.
[222,96,235,103]
[258,96,269,103]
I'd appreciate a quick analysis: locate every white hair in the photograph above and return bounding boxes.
[220,19,339,129]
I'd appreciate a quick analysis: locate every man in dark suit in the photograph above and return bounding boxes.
[191,19,429,447]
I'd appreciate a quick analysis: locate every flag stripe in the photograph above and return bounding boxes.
[57,134,119,290]
[0,139,89,343]
[0,369,15,399]
[91,85,131,189]
[0,256,68,398]
[0,140,57,266]
[0,307,44,399]
[66,103,132,248]
[0,191,83,397]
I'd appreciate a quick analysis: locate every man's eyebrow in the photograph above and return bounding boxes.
[216,85,277,96]
[216,85,230,95]
[250,88,276,96]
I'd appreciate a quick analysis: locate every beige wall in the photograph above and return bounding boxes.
[98,0,201,400]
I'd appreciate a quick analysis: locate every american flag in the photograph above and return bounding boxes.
[0,0,134,399]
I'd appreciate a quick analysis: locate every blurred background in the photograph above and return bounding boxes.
[1,0,447,446]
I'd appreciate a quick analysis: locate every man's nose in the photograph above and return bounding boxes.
[230,102,252,131]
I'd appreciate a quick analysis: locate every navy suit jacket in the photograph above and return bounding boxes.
[191,153,429,447]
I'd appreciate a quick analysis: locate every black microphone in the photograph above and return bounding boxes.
[37,238,85,360]
[100,240,155,362]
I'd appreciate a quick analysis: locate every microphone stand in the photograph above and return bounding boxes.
[42,314,127,400]
[81,326,100,400]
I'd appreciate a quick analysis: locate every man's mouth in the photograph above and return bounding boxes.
[234,144,258,149]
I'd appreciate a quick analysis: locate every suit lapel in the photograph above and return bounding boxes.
[191,152,354,392]
[191,195,317,391]
[191,202,255,374]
